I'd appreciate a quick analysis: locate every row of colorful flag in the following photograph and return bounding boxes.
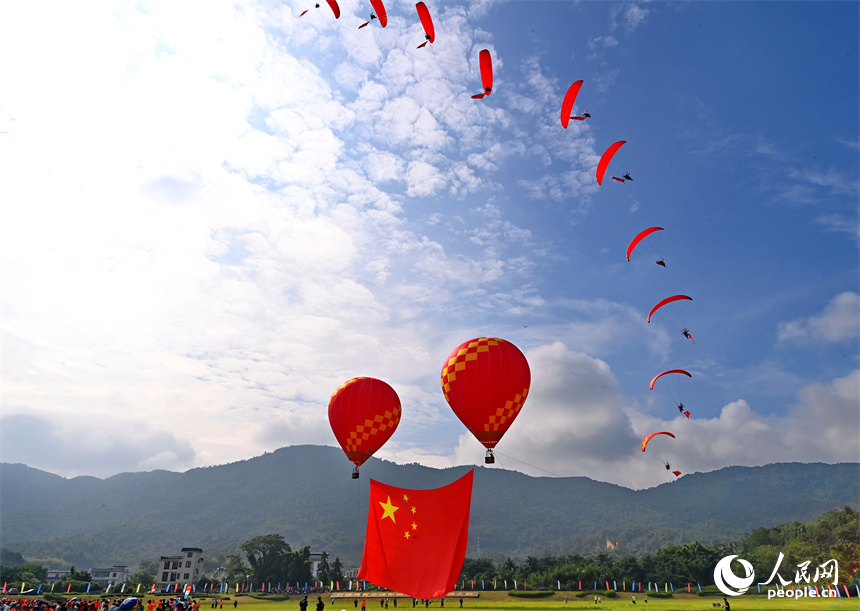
[3,580,854,599]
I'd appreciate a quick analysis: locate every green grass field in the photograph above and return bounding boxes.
[20,590,855,611]
[225,590,855,611]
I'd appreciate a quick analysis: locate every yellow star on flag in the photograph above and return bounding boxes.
[403,494,409,501]
[379,495,399,523]
[356,469,474,600]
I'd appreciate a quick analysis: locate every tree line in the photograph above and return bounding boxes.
[2,507,856,593]
[456,507,858,589]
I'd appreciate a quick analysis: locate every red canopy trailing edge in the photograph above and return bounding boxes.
[371,0,388,27]
[327,0,340,18]
[627,227,664,261]
[471,49,493,98]
[560,80,583,129]
[441,337,530,451]
[647,294,692,323]
[328,377,401,475]
[649,369,692,390]
[416,2,435,47]
[596,140,626,185]
[641,431,675,452]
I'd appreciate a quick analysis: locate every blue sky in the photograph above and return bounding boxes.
[1,0,857,488]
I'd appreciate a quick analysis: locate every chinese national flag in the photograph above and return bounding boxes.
[357,469,474,599]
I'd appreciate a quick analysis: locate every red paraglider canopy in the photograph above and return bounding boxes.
[560,80,584,129]
[441,337,530,450]
[301,0,340,18]
[416,2,435,47]
[647,295,692,323]
[596,140,626,185]
[641,431,675,452]
[471,50,493,99]
[649,369,692,390]
[329,377,401,472]
[371,0,387,26]
[627,227,664,261]
[480,49,493,94]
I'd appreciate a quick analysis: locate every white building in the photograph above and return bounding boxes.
[156,547,204,587]
[46,570,70,583]
[90,566,130,588]
[308,553,323,578]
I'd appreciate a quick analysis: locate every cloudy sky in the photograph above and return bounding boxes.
[1,0,858,489]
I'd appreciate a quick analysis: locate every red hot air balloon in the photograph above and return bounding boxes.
[328,377,401,478]
[441,337,530,463]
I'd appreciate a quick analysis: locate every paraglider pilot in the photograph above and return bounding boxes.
[623,172,633,181]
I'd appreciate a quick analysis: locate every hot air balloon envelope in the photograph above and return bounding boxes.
[441,337,530,449]
[329,377,401,469]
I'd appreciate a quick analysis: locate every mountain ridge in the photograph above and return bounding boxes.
[1,446,857,570]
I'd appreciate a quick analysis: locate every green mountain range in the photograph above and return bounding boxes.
[1,446,857,571]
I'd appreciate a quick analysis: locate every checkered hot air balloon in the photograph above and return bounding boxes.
[328,377,401,478]
[441,337,530,463]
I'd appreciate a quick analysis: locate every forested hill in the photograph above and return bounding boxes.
[1,446,857,569]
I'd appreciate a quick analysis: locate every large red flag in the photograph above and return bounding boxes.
[357,470,474,599]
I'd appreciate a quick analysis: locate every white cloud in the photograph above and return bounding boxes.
[816,214,860,242]
[778,292,860,345]
[0,413,197,477]
[406,160,448,196]
[789,167,858,196]
[2,1,852,489]
[623,5,650,32]
[440,343,860,489]
[609,3,650,33]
